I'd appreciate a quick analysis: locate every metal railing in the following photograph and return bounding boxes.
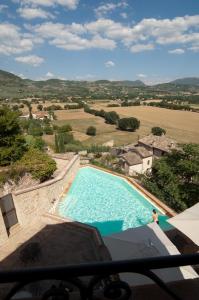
[1,253,199,300]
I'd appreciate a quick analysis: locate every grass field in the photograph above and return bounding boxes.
[91,104,199,144]
[51,105,199,146]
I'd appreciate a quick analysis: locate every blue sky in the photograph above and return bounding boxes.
[0,0,199,84]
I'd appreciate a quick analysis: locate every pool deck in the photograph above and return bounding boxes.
[81,164,177,218]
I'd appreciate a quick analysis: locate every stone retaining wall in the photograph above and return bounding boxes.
[12,155,80,228]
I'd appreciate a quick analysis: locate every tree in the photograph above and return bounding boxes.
[48,110,56,120]
[43,125,53,135]
[25,135,45,151]
[118,117,140,131]
[0,107,26,166]
[37,104,43,111]
[18,148,56,182]
[23,100,33,119]
[58,133,65,153]
[28,120,43,136]
[142,144,199,212]
[86,126,96,136]
[12,105,19,111]
[105,111,119,124]
[151,127,166,136]
[55,134,59,153]
[57,124,72,133]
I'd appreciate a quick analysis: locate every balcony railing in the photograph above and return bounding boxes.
[1,253,199,300]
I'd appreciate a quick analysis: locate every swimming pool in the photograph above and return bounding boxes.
[59,167,171,236]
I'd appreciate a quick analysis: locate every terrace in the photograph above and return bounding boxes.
[0,155,199,299]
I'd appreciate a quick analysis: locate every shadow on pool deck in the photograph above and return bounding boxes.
[87,220,124,236]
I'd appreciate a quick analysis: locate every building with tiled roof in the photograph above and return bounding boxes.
[138,134,178,157]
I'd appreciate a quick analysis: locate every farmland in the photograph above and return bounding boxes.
[51,104,199,146]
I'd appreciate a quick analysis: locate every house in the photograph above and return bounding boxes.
[138,134,178,157]
[119,146,153,176]
[19,113,37,120]
[34,112,51,121]
[19,112,52,121]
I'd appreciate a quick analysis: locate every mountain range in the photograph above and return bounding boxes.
[0,69,199,99]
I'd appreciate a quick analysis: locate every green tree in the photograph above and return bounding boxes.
[18,148,56,182]
[34,137,46,151]
[58,133,65,153]
[12,105,19,111]
[86,126,96,136]
[142,144,199,212]
[0,107,26,166]
[25,135,45,151]
[28,120,43,136]
[57,124,72,133]
[118,117,140,131]
[43,125,53,135]
[37,104,43,111]
[105,111,119,124]
[23,101,33,119]
[151,127,166,136]
[55,134,59,153]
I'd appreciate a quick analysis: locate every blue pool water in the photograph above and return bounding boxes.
[59,167,171,236]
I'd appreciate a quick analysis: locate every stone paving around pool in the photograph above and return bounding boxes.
[0,213,110,271]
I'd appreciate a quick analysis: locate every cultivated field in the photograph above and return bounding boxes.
[50,105,199,146]
[90,104,199,144]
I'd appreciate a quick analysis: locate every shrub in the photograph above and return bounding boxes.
[45,105,62,111]
[107,103,120,107]
[151,127,166,136]
[87,144,110,153]
[18,148,56,182]
[121,101,140,107]
[105,111,119,124]
[28,120,43,136]
[43,125,53,135]
[86,126,96,136]
[25,135,45,151]
[57,124,72,133]
[118,117,140,131]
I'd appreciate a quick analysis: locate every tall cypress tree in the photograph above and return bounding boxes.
[58,133,65,153]
[54,134,59,153]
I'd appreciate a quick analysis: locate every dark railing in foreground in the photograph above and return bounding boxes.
[1,253,199,300]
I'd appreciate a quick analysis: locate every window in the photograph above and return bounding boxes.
[147,160,150,165]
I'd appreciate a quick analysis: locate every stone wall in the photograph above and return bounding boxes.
[12,155,80,227]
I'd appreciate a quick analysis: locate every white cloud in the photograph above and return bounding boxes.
[120,12,127,19]
[105,60,115,67]
[168,48,185,54]
[18,73,27,79]
[137,73,147,78]
[189,45,199,52]
[18,7,54,19]
[34,22,116,50]
[0,23,33,55]
[29,15,199,54]
[16,0,79,10]
[95,1,128,18]
[130,43,155,53]
[46,71,54,77]
[15,55,44,66]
